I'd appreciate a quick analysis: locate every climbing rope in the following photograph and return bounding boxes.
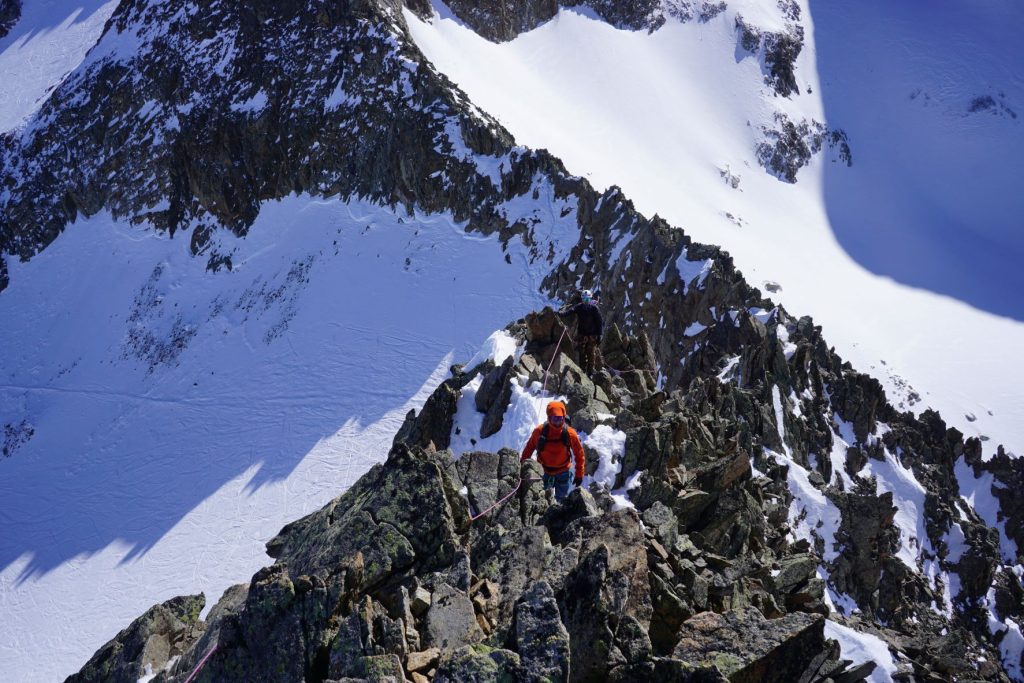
[541,325,569,395]
[468,476,543,522]
[182,644,218,683]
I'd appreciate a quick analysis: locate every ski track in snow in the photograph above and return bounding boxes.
[0,0,118,132]
[0,196,553,682]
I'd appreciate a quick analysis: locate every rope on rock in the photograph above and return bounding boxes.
[182,644,218,683]
[541,324,568,396]
[468,476,543,522]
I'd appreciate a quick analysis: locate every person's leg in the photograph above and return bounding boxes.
[542,473,556,493]
[553,471,573,501]
[580,336,594,375]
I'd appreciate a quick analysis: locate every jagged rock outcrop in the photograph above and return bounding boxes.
[66,595,205,683]
[967,445,1024,564]
[756,113,852,183]
[734,12,806,98]
[73,310,1022,681]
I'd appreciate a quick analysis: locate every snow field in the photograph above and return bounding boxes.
[0,195,552,682]
[0,0,118,132]
[824,619,898,683]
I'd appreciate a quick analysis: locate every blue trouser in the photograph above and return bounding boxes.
[543,470,573,501]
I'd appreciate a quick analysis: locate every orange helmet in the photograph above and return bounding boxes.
[546,401,567,417]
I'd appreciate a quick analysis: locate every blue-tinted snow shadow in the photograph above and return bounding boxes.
[808,0,1024,321]
[0,0,113,52]
[0,346,441,583]
[0,211,527,582]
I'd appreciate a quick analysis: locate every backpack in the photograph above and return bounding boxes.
[537,421,571,452]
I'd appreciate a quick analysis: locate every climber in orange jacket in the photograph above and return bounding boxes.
[521,401,585,501]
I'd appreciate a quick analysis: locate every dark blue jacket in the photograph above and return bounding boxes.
[561,302,603,338]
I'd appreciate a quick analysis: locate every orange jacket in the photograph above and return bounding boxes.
[521,423,585,479]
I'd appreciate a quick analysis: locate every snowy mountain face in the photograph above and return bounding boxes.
[406,0,1024,454]
[0,0,1022,681]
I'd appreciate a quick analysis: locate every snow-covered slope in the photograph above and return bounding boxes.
[406,0,1024,459]
[0,196,552,681]
[0,0,118,132]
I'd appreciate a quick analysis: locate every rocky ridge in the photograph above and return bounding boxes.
[69,308,1022,681]
[1,0,1020,679]
[0,0,840,292]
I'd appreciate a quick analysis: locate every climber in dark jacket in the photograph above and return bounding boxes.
[559,289,603,375]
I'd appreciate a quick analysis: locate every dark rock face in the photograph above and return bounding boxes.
[671,608,827,683]
[413,0,560,43]
[0,0,20,40]
[567,0,665,32]
[428,0,670,43]
[735,13,806,98]
[65,594,205,683]
[756,113,852,183]
[763,25,804,97]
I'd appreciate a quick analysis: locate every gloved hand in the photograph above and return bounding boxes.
[574,476,583,488]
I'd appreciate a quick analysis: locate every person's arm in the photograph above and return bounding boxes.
[557,303,578,319]
[595,307,604,342]
[570,429,585,484]
[521,427,540,462]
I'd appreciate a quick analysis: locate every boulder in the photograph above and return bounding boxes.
[475,356,512,413]
[513,581,570,682]
[405,647,440,673]
[480,360,516,438]
[65,594,205,683]
[352,654,404,681]
[671,607,826,683]
[426,582,484,650]
[265,445,464,581]
[434,644,525,683]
